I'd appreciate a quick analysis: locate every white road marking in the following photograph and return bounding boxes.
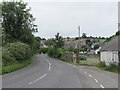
[94,79,98,83]
[100,85,104,88]
[49,66,51,71]
[29,73,47,85]
[84,71,87,74]
[88,74,93,77]
[49,63,51,66]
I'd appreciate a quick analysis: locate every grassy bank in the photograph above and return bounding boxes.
[1,58,33,74]
[96,62,120,73]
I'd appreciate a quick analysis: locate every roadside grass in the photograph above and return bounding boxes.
[78,54,100,66]
[48,54,119,73]
[96,62,120,73]
[1,58,33,74]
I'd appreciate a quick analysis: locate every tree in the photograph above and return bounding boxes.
[82,33,87,38]
[45,38,54,47]
[54,33,64,48]
[67,37,70,41]
[94,44,99,50]
[2,1,37,45]
[115,30,120,36]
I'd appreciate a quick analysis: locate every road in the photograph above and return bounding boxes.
[2,54,118,88]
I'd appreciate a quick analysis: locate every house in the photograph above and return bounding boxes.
[100,36,120,65]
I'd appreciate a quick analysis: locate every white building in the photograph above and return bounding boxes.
[100,36,119,65]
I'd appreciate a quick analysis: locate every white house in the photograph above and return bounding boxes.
[100,36,120,65]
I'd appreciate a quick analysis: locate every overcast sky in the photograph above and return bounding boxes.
[25,1,118,39]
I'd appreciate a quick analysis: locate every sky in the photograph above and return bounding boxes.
[4,0,119,39]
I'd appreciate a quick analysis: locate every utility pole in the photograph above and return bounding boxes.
[78,25,80,53]
[76,25,80,63]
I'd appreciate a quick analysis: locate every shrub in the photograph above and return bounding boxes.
[97,61,106,67]
[105,63,118,72]
[2,42,32,66]
[48,48,64,58]
[68,47,77,53]
[39,47,48,54]
[79,56,87,60]
[2,48,17,66]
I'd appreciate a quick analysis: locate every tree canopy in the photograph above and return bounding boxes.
[2,1,38,45]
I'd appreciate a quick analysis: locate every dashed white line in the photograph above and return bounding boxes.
[94,79,98,83]
[100,85,104,88]
[49,66,51,71]
[29,73,47,85]
[49,62,51,66]
[88,74,93,77]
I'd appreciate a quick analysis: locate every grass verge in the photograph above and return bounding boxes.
[1,58,33,74]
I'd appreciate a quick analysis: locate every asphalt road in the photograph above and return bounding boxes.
[2,54,118,88]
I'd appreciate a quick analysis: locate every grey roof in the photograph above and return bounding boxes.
[100,36,120,51]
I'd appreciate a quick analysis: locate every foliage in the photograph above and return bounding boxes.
[54,33,64,48]
[80,45,89,52]
[85,39,92,46]
[2,59,33,74]
[48,48,64,58]
[2,1,37,45]
[2,42,32,66]
[39,47,48,54]
[79,56,87,60]
[45,38,54,47]
[105,63,118,72]
[115,30,120,36]
[47,33,64,58]
[75,37,79,40]
[97,61,106,67]
[93,44,99,50]
[97,61,119,73]
[68,47,77,53]
[82,33,87,38]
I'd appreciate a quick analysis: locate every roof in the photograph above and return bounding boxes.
[100,35,120,51]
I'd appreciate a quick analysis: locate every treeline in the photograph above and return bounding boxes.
[2,1,41,73]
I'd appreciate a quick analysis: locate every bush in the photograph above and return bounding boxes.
[39,47,48,54]
[79,56,87,60]
[48,48,64,58]
[68,47,77,53]
[97,61,106,67]
[2,42,32,66]
[105,63,118,72]
[2,48,17,66]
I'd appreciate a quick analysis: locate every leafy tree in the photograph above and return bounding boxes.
[80,45,89,52]
[67,37,70,41]
[82,33,87,38]
[2,1,37,45]
[94,44,99,50]
[54,33,64,48]
[48,33,64,58]
[45,38,54,47]
[75,37,79,40]
[115,30,120,36]
[68,47,77,53]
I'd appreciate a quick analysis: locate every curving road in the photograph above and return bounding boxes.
[2,54,118,88]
